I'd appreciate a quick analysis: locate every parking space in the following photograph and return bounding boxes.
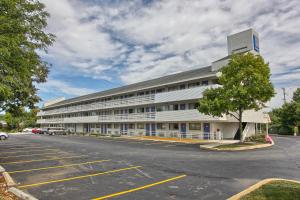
[1,134,300,200]
[0,135,188,200]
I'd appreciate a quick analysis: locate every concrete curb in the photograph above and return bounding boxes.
[8,187,38,200]
[0,165,5,173]
[200,141,274,151]
[227,178,300,200]
[0,165,39,200]
[3,171,16,187]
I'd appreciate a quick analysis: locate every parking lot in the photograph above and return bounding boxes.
[1,134,300,200]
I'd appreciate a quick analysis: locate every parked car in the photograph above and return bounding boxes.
[46,127,66,135]
[23,128,33,132]
[32,128,42,134]
[0,132,9,140]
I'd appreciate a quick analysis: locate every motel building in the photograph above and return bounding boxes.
[36,29,270,140]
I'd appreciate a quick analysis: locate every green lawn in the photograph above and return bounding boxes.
[241,180,300,200]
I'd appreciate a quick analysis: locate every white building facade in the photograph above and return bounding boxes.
[36,29,270,140]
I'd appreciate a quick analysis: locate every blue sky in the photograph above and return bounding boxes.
[37,0,300,109]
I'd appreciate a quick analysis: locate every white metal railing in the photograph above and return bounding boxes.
[99,112,155,121]
[38,94,155,116]
[37,112,156,124]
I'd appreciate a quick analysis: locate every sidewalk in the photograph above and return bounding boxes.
[200,140,239,148]
[122,135,236,144]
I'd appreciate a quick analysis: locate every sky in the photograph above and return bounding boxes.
[37,0,300,109]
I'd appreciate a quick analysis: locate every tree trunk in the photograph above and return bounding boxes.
[239,108,244,142]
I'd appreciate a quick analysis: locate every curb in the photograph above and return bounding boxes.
[200,142,274,151]
[8,187,38,200]
[3,172,16,187]
[0,165,39,200]
[227,178,300,200]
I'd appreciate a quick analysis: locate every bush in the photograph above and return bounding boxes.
[245,134,266,143]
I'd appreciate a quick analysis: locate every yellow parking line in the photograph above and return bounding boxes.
[8,159,111,174]
[18,166,142,189]
[1,148,59,154]
[0,151,67,159]
[92,174,187,200]
[0,155,86,165]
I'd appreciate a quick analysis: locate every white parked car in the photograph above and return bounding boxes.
[23,128,33,132]
[0,132,9,140]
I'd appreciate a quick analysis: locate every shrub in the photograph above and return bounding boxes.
[245,134,266,143]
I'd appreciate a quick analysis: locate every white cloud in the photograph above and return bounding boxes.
[39,0,300,108]
[41,0,126,79]
[38,79,96,97]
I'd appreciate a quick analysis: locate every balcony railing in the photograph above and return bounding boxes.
[37,94,155,116]
[37,112,156,124]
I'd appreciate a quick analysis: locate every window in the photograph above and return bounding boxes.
[137,107,144,113]
[180,104,186,110]
[157,123,167,130]
[188,103,198,109]
[156,88,165,93]
[96,124,100,128]
[212,79,219,84]
[129,124,135,129]
[156,105,162,112]
[168,86,178,91]
[169,123,179,130]
[107,124,112,128]
[174,104,179,110]
[202,80,209,85]
[128,109,134,114]
[188,82,200,88]
[114,124,119,129]
[189,123,201,130]
[114,110,120,115]
[137,123,144,129]
[180,84,186,89]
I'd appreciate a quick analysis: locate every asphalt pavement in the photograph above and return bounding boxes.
[0,134,299,200]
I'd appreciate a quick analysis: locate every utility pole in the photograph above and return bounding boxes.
[282,88,287,104]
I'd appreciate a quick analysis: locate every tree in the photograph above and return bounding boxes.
[4,108,38,131]
[292,88,300,102]
[198,53,275,142]
[0,0,55,115]
[270,88,300,135]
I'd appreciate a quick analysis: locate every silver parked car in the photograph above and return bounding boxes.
[0,132,9,140]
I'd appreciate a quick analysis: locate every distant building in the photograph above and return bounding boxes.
[37,28,269,140]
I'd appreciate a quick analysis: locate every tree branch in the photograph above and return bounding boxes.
[228,112,240,120]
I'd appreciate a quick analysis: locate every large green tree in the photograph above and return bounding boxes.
[0,0,54,115]
[270,88,300,135]
[198,53,275,141]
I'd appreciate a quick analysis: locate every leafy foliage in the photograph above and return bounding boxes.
[198,53,274,141]
[3,109,38,131]
[270,88,300,135]
[0,0,54,115]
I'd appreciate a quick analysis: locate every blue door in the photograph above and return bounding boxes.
[151,124,156,136]
[203,123,210,139]
[146,124,150,136]
[180,123,186,138]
